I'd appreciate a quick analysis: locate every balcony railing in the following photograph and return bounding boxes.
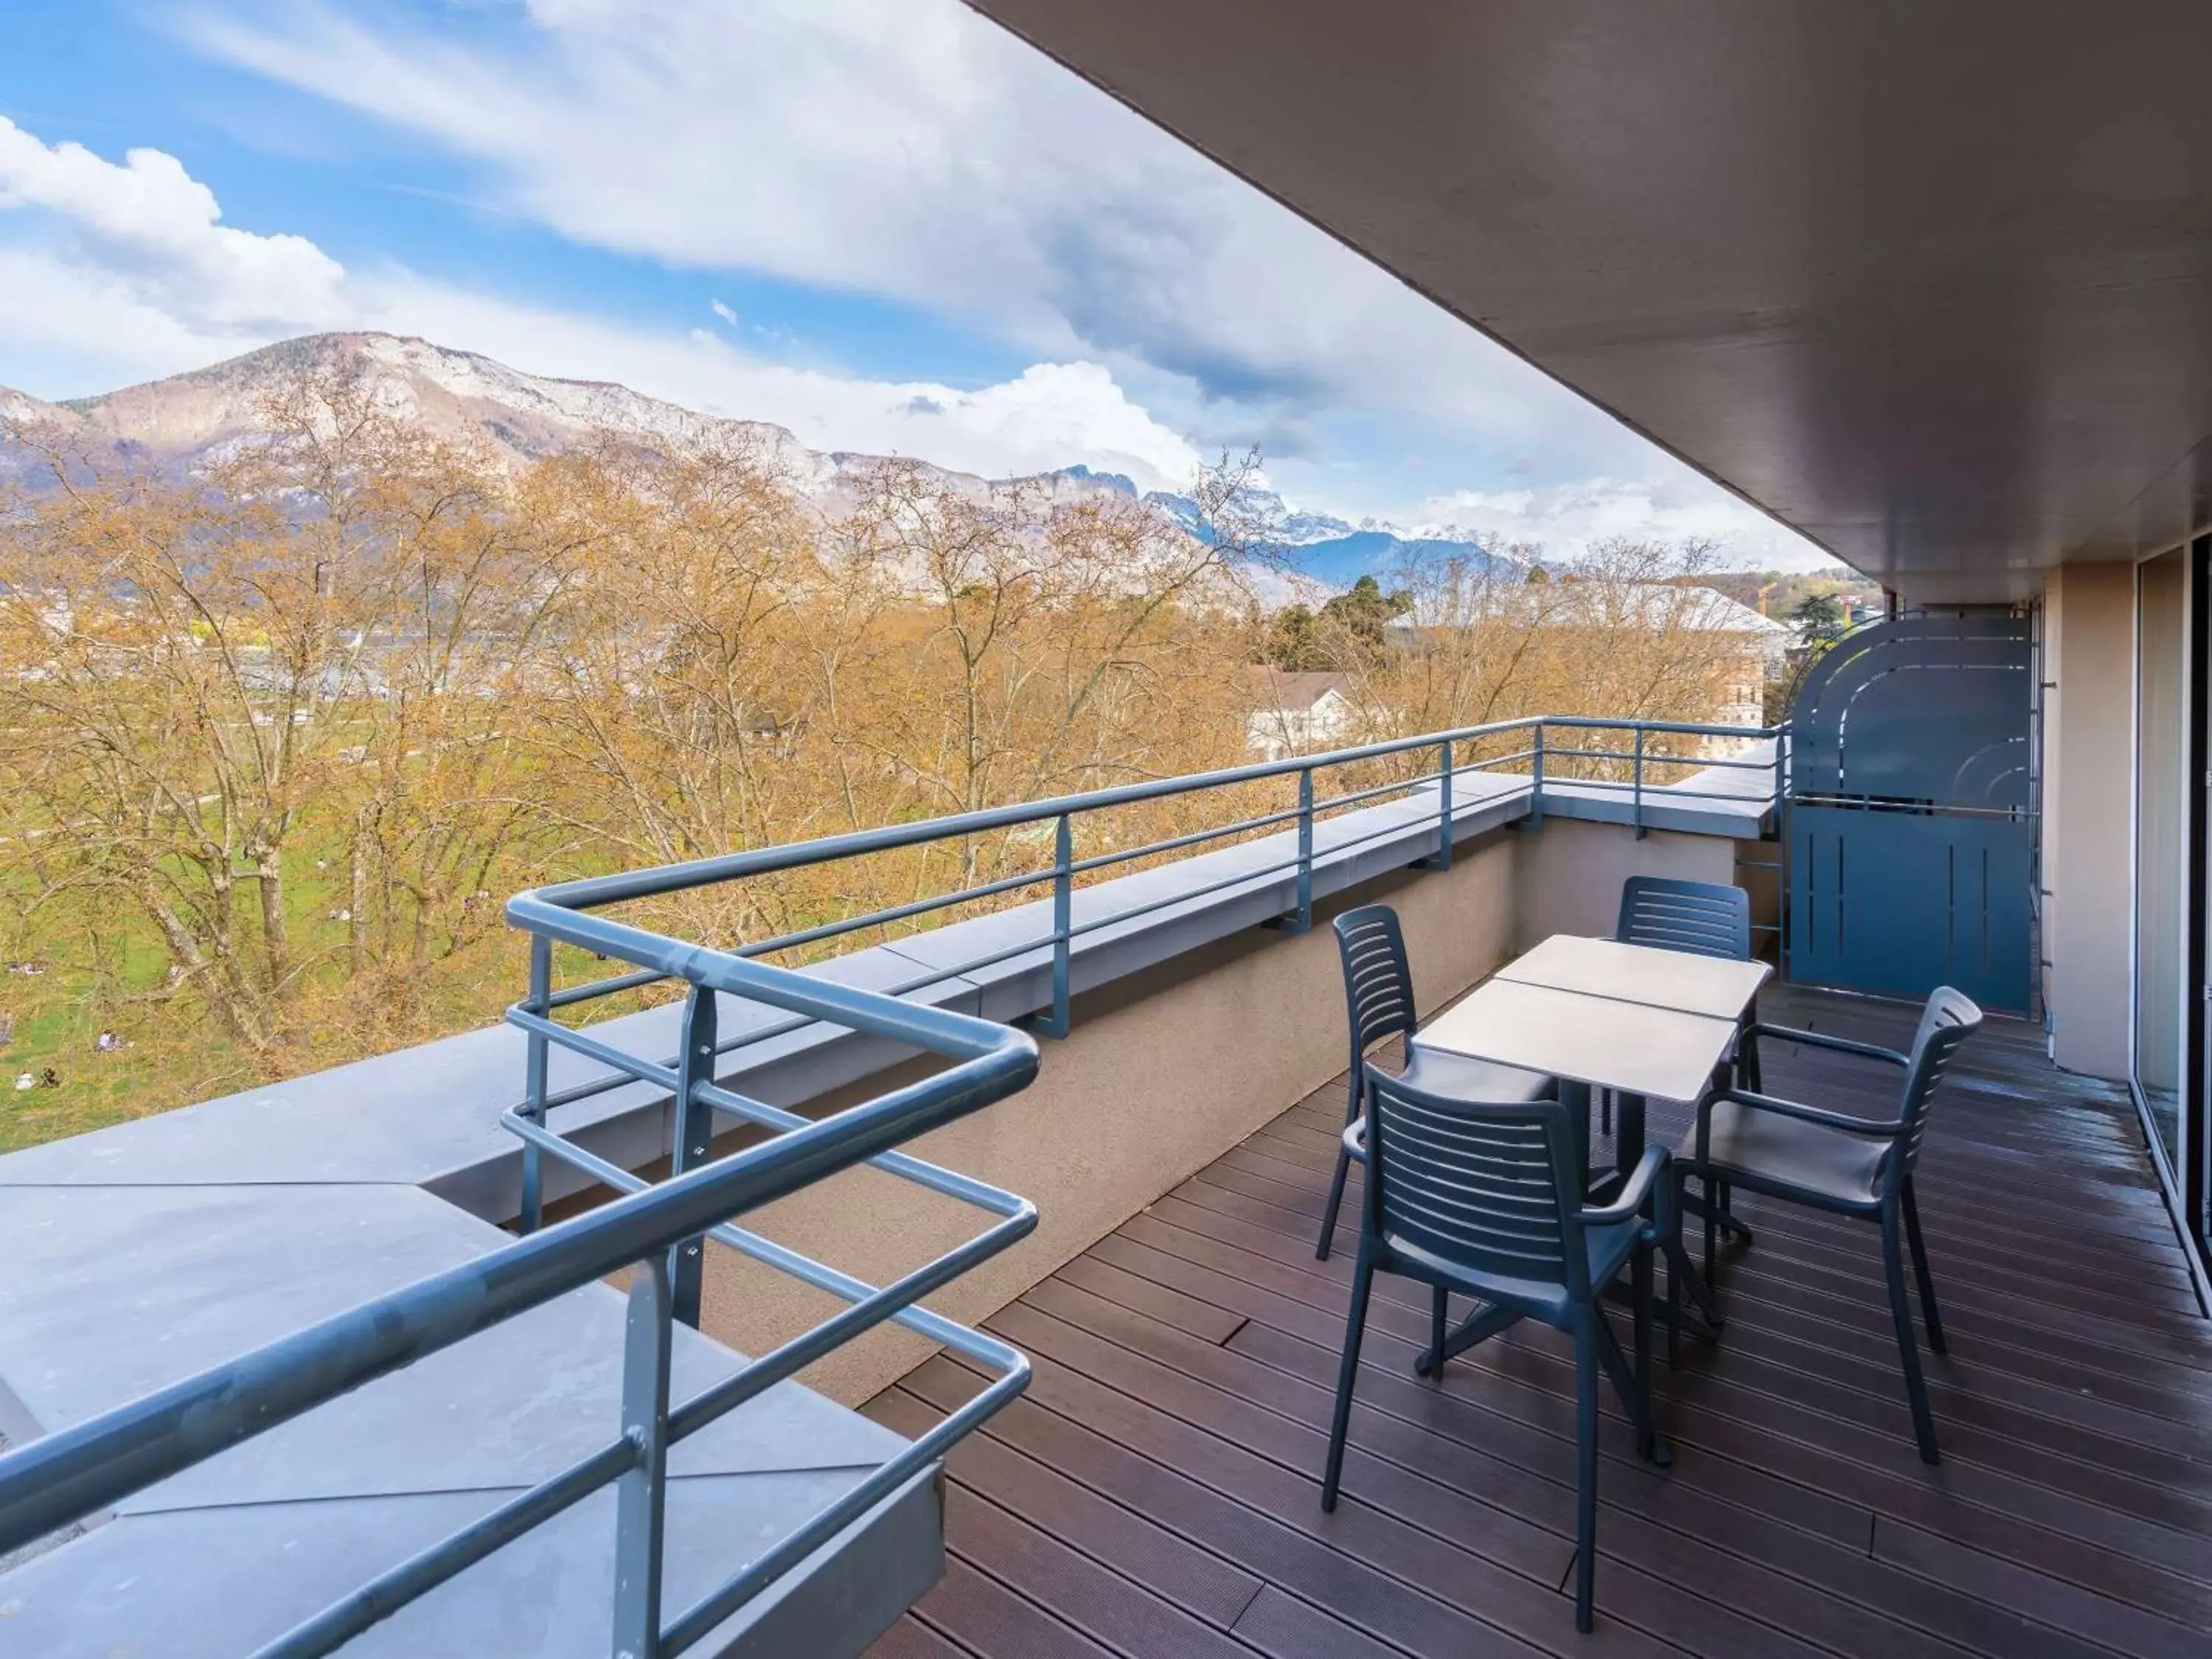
[0,712,1778,1659]
[509,714,1787,1233]
[0,932,1041,1659]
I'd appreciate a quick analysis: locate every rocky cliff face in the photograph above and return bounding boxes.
[0,332,1513,585]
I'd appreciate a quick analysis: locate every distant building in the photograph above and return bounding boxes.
[1382,582,1790,744]
[1661,587,1794,739]
[1241,669,1360,759]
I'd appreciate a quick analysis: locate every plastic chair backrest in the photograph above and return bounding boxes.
[1362,1064,1587,1298]
[1334,905,1416,1062]
[1893,985,1982,1177]
[1616,876,1752,961]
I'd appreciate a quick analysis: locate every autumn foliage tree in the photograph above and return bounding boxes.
[0,378,1756,1137]
[1335,536,1768,781]
[0,376,560,1060]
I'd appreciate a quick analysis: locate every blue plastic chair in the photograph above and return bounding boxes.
[1321,1064,1673,1632]
[1615,874,1753,964]
[1679,986,1982,1462]
[1315,905,1551,1262]
[1613,875,1759,1245]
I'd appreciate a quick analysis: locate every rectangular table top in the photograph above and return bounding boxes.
[1496,933,1771,1020]
[1412,976,1739,1102]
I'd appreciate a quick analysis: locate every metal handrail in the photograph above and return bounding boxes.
[0,922,1041,1659]
[507,714,1785,1222]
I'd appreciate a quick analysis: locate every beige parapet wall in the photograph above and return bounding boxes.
[703,818,1736,1405]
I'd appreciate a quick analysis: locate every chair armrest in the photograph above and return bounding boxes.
[1744,1023,1909,1068]
[1579,1145,1668,1227]
[1719,1088,1905,1138]
[1343,1121,1366,1161]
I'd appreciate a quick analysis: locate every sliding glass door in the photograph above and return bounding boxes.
[2135,549,2188,1164]
[2132,538,2208,1251]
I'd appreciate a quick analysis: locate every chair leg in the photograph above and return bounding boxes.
[1600,1089,1612,1136]
[1882,1208,1941,1464]
[1632,1242,1669,1465]
[1573,1315,1601,1632]
[1902,1180,1946,1354]
[1317,1077,1361,1262]
[1321,1248,1375,1509]
[1315,1144,1352,1262]
[1427,1285,1448,1381]
[1703,1175,1720,1289]
[1710,1178,1755,1245]
[1593,1279,1670,1468]
[1666,1231,1682,1371]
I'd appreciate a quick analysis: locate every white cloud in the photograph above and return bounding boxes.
[0,117,1203,487]
[0,83,1829,557]
[1408,477,1839,571]
[0,114,347,330]
[347,272,1205,485]
[178,0,1621,453]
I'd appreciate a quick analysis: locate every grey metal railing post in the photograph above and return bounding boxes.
[1529,723,1546,830]
[521,935,552,1233]
[1294,767,1315,931]
[669,984,717,1329]
[1429,737,1454,869]
[612,1253,672,1659]
[1632,726,1648,839]
[1043,813,1073,1039]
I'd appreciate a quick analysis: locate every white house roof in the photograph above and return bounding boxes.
[1242,668,1349,714]
[1653,585,1796,635]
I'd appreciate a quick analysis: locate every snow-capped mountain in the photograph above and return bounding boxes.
[1144,485,1520,585]
[0,333,1513,587]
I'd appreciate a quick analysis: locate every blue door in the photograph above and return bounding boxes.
[1784,613,2036,1012]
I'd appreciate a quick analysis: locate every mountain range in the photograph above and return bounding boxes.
[0,333,1514,588]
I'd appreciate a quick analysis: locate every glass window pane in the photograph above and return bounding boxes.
[2135,549,2188,1163]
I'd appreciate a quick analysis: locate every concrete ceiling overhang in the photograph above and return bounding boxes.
[964,0,2212,603]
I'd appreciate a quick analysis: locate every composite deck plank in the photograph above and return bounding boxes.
[1110,1183,2212,1601]
[864,1614,973,1659]
[866,1384,1268,1632]
[1152,1166,2212,1604]
[868,985,2212,1659]
[1236,1131,2212,1485]
[1151,1183,2212,1634]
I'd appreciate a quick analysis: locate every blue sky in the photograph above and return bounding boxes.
[0,0,1830,566]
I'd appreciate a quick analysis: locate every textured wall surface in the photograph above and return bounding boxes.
[2042,564,2135,1080]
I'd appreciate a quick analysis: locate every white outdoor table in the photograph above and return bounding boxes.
[1408,935,1770,1364]
[1495,933,1771,1022]
[1413,975,1742,1105]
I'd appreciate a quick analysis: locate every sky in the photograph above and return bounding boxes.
[0,0,1835,568]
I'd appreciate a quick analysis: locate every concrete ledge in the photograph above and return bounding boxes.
[0,1181,936,1659]
[0,756,1767,1228]
[0,1467,939,1659]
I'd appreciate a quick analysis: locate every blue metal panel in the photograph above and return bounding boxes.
[1787,804,2034,1008]
[1792,613,2033,806]
[1786,615,2035,1012]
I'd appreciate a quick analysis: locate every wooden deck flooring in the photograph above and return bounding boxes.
[863,984,2212,1658]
